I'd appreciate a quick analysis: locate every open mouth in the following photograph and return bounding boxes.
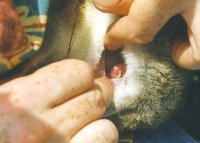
[97,48,126,88]
[103,48,128,118]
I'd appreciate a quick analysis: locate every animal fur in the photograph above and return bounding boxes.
[1,0,200,139]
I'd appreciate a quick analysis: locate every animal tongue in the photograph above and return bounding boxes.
[95,48,125,87]
[109,64,125,87]
[109,64,126,78]
[0,0,28,58]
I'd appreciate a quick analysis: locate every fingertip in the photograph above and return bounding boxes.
[104,43,121,51]
[71,119,119,143]
[171,42,200,70]
[93,0,118,12]
[93,0,132,15]
[65,59,95,84]
[103,16,137,50]
[100,119,119,140]
[94,77,114,108]
[104,31,123,51]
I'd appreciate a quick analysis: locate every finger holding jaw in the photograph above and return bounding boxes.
[0,59,117,143]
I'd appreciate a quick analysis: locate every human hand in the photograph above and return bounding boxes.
[93,0,200,70]
[0,59,118,143]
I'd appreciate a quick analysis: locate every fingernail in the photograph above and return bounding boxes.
[93,0,119,10]
[104,44,118,51]
[104,36,124,51]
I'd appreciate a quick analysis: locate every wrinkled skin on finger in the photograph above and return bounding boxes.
[93,0,200,70]
[0,59,117,143]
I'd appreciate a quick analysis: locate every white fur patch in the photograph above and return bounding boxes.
[84,3,142,109]
[85,3,112,48]
[84,2,116,66]
[114,45,142,109]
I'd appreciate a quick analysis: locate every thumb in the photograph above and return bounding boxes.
[105,0,187,50]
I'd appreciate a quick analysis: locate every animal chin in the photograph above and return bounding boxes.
[98,48,128,116]
[102,46,142,116]
[96,47,140,116]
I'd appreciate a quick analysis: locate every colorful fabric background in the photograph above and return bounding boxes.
[0,0,50,75]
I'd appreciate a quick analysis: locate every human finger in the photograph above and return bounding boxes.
[32,59,95,107]
[93,0,132,15]
[105,0,189,50]
[2,59,94,108]
[173,0,200,70]
[172,41,200,70]
[70,119,118,143]
[46,77,114,139]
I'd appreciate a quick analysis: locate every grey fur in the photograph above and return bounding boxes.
[2,0,199,139]
[106,17,190,132]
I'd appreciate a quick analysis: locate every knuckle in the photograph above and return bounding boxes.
[128,33,154,44]
[63,59,94,80]
[79,60,92,71]
[64,59,91,70]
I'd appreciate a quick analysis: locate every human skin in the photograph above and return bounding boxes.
[0,59,118,143]
[93,0,200,70]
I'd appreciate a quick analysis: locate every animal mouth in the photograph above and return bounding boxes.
[104,48,126,87]
[98,48,126,117]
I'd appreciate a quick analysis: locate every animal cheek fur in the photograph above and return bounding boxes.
[113,73,142,111]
